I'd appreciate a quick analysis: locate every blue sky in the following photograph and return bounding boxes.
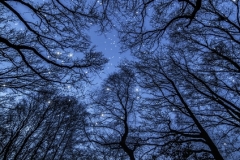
[88,26,133,85]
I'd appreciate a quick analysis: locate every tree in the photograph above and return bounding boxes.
[85,67,145,160]
[129,48,240,159]
[0,0,107,92]
[2,1,239,159]
[167,10,240,128]
[95,0,238,54]
[165,23,240,159]
[129,55,225,160]
[0,89,88,160]
[93,1,240,158]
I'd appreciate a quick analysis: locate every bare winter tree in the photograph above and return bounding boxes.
[85,67,147,160]
[165,21,240,159]
[94,0,238,54]
[0,0,107,92]
[0,89,89,160]
[1,1,239,159]
[132,55,222,159]
[131,52,239,159]
[91,1,240,158]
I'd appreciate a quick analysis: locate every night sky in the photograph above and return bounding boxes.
[88,27,133,85]
[11,3,132,89]
[1,1,239,159]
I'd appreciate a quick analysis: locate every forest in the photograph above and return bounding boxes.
[0,0,239,159]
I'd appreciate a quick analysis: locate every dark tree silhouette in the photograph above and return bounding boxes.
[166,22,240,158]
[1,1,239,159]
[95,0,238,54]
[0,1,107,92]
[86,67,145,160]
[131,51,239,159]
[92,1,240,158]
[0,90,88,160]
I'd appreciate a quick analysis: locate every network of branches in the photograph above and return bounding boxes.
[0,0,239,159]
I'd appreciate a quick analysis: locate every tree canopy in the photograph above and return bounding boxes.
[0,0,107,92]
[0,0,240,159]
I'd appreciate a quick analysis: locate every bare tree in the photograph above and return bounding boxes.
[132,55,225,160]
[0,0,107,92]
[91,1,240,158]
[165,23,240,159]
[95,0,238,54]
[86,67,145,160]
[0,89,88,160]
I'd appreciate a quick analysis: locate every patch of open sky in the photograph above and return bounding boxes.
[88,26,134,86]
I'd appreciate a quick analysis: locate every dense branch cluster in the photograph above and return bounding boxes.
[0,0,240,159]
[0,0,107,91]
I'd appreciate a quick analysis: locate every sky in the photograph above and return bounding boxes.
[88,27,133,85]
[1,1,239,159]
[9,1,133,90]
